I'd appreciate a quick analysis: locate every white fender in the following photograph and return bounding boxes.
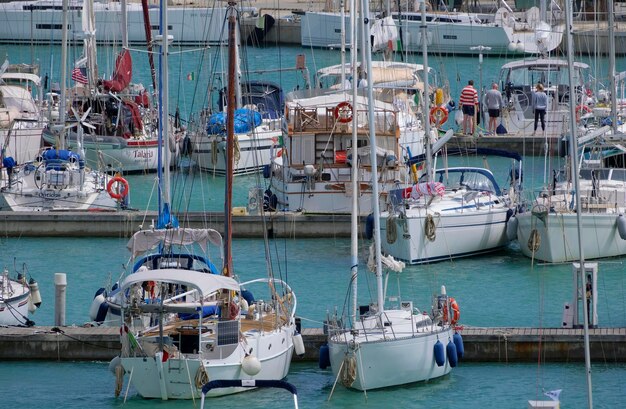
[28,279,42,313]
[241,354,262,375]
[292,333,305,356]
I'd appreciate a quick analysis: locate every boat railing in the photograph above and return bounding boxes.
[529,186,625,213]
[288,105,398,136]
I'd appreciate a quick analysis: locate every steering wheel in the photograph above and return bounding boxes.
[511,90,530,114]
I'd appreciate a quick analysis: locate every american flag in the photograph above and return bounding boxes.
[71,67,88,84]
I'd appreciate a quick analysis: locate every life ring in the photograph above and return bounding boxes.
[443,297,460,324]
[429,106,449,127]
[334,101,353,123]
[106,176,129,200]
[575,104,591,122]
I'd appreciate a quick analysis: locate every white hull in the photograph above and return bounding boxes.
[328,309,453,390]
[0,279,30,326]
[0,1,254,45]
[301,9,563,55]
[0,164,119,211]
[381,205,511,264]
[516,211,626,263]
[192,125,281,175]
[121,327,294,399]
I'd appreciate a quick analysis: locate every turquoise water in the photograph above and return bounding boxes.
[1,43,626,407]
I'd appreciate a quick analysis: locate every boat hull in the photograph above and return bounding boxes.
[120,327,294,399]
[380,206,511,264]
[328,314,453,390]
[516,211,626,263]
[0,280,30,326]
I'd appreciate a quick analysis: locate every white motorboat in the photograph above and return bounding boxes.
[0,0,256,45]
[301,6,564,55]
[264,60,447,215]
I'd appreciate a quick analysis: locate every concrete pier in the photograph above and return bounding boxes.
[0,211,356,238]
[1,325,624,363]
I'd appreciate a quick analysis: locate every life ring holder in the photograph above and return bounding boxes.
[429,106,449,127]
[106,176,129,200]
[443,297,460,325]
[334,101,353,123]
[575,104,591,122]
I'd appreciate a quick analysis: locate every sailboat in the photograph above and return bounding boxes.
[325,0,460,391]
[100,2,301,400]
[0,261,42,327]
[514,2,626,263]
[0,0,124,211]
[39,0,172,173]
[529,1,593,406]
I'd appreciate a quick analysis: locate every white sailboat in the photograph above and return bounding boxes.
[529,2,593,406]
[325,0,460,391]
[0,263,42,327]
[0,0,123,211]
[515,1,626,263]
[101,2,301,400]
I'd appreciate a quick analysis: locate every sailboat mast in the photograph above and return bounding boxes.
[360,0,384,313]
[59,0,68,150]
[158,0,171,212]
[608,0,617,134]
[349,0,358,326]
[121,0,128,48]
[563,0,593,407]
[420,0,433,181]
[223,3,237,277]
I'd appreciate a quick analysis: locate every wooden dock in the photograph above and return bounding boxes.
[1,325,624,363]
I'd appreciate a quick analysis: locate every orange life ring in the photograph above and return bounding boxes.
[429,106,449,127]
[334,101,353,123]
[106,176,129,200]
[443,297,460,325]
[575,104,591,122]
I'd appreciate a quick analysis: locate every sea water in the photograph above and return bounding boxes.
[1,42,626,407]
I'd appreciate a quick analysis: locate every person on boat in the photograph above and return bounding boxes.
[531,83,548,136]
[484,83,503,135]
[459,80,478,135]
[356,66,368,88]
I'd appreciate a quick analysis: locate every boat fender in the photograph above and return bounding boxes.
[28,278,42,310]
[506,215,518,241]
[618,214,626,240]
[293,333,306,356]
[90,293,109,323]
[241,354,262,376]
[319,344,331,369]
[447,340,458,367]
[263,164,271,179]
[108,356,122,374]
[453,332,465,360]
[365,213,375,240]
[433,340,445,367]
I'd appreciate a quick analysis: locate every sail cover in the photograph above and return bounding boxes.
[102,50,132,92]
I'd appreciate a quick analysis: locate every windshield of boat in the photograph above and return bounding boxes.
[421,168,500,194]
[503,65,585,89]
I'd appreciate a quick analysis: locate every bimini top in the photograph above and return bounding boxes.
[500,58,590,70]
[120,268,240,296]
[127,228,223,258]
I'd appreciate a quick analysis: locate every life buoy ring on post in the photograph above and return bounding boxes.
[106,176,129,200]
[429,106,449,127]
[443,297,460,324]
[334,101,353,123]
[575,104,591,122]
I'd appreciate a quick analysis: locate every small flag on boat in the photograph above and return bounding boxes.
[544,389,562,401]
[71,67,88,84]
[187,72,195,81]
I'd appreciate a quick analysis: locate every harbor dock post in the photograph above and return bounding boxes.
[54,273,67,326]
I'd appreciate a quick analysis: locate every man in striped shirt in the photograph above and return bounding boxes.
[459,80,478,135]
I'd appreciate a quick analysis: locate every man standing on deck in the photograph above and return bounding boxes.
[460,80,478,135]
[484,83,504,135]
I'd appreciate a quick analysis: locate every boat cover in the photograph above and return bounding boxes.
[127,228,223,258]
[119,268,239,298]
